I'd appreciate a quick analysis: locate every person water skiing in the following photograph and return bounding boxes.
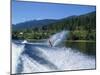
[49,40,53,47]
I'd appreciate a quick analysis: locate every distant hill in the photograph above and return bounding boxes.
[46,11,96,31]
[12,19,58,30]
[12,11,96,31]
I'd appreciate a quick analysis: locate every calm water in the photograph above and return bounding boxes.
[65,42,96,56]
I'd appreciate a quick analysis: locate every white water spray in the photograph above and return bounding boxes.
[22,40,27,44]
[12,43,25,74]
[48,30,69,47]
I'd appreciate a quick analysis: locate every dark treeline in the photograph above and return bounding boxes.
[12,11,96,41]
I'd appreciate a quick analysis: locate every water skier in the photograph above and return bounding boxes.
[49,40,53,47]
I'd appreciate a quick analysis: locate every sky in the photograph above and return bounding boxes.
[12,0,96,24]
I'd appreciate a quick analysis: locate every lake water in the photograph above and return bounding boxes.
[12,31,96,74]
[65,42,96,56]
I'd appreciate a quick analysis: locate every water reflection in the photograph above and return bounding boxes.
[65,41,96,56]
